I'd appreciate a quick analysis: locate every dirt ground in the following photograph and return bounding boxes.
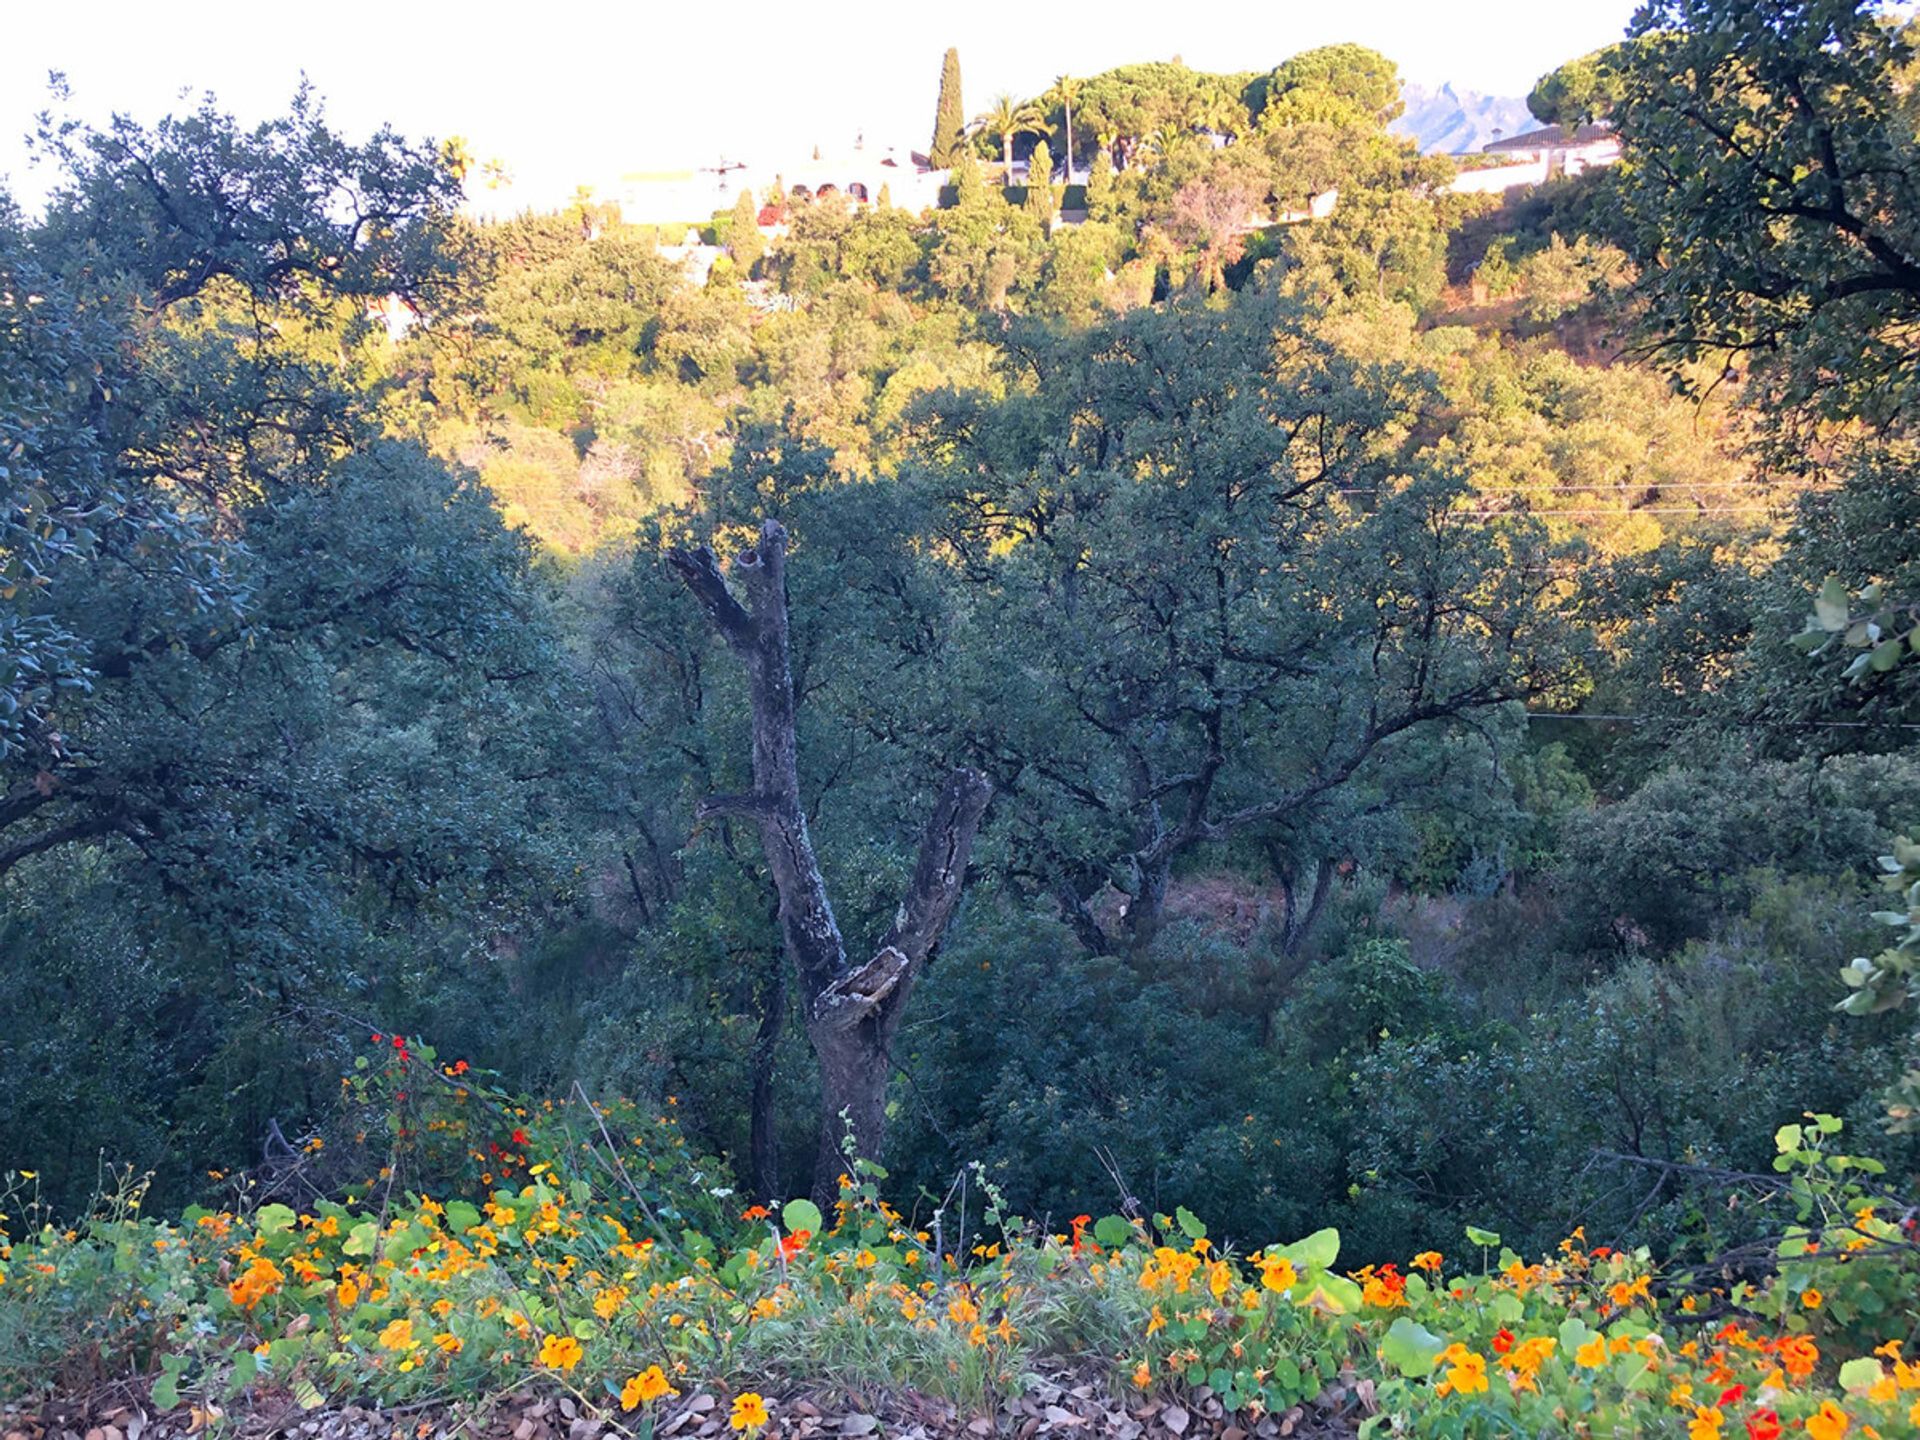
[3,1365,1368,1440]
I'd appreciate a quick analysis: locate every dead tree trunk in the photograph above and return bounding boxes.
[669,520,992,1205]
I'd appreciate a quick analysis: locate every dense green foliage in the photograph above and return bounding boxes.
[7,19,1920,1429]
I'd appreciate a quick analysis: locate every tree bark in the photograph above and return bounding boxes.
[669,520,992,1205]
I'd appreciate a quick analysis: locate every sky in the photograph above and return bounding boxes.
[1,0,1643,214]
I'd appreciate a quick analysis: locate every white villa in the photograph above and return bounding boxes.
[1450,122,1623,195]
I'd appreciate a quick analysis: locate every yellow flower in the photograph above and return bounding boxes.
[1441,1347,1489,1396]
[1260,1256,1297,1293]
[1207,1260,1233,1299]
[1806,1401,1850,1440]
[1687,1406,1724,1440]
[433,1332,462,1355]
[948,1296,979,1326]
[1132,1361,1151,1389]
[537,1333,584,1370]
[1575,1337,1609,1369]
[378,1317,416,1352]
[622,1366,675,1409]
[730,1393,770,1432]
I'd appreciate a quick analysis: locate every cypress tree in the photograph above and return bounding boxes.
[930,48,965,168]
[1084,148,1115,220]
[728,189,764,273]
[1024,140,1055,223]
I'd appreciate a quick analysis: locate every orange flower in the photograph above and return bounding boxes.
[1777,1335,1819,1381]
[622,1366,676,1408]
[729,1394,770,1432]
[1806,1401,1849,1440]
[537,1334,584,1370]
[1260,1255,1298,1293]
[1412,1251,1443,1274]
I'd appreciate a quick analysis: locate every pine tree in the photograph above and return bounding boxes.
[1025,140,1055,223]
[930,48,965,168]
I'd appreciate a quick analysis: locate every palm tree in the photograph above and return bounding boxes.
[1051,74,1084,183]
[975,93,1046,178]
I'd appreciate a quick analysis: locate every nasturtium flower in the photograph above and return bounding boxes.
[1575,1337,1609,1369]
[378,1317,416,1351]
[433,1332,462,1355]
[1687,1405,1724,1440]
[1744,1411,1781,1440]
[729,1393,770,1432]
[1438,1346,1488,1396]
[537,1333,584,1370]
[1778,1335,1819,1380]
[1610,1275,1651,1307]
[622,1366,675,1408]
[1412,1251,1443,1274]
[1805,1401,1849,1440]
[1260,1256,1297,1293]
[1801,1288,1824,1309]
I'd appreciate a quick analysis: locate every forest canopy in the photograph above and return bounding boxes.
[5,4,1920,1433]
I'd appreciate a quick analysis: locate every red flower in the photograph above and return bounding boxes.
[511,1127,530,1147]
[778,1228,811,1260]
[1069,1214,1093,1254]
[450,1059,470,1075]
[742,1205,771,1222]
[371,1033,383,1043]
[1492,1328,1515,1355]
[1718,1385,1746,1408]
[1745,1410,1781,1440]
[1591,1246,1613,1259]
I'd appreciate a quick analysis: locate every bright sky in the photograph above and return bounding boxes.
[1,0,1643,213]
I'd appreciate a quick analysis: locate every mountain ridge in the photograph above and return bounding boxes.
[1395,80,1536,154]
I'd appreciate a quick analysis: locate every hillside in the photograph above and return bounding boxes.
[5,3,1920,1435]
